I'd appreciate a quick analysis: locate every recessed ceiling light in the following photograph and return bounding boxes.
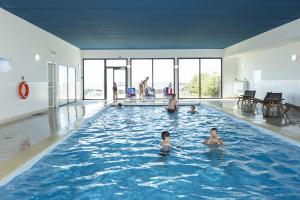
[35,54,40,61]
[291,54,297,62]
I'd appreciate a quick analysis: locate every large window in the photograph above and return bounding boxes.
[131,59,153,91]
[83,60,105,99]
[178,59,200,98]
[178,58,222,99]
[58,65,68,105]
[201,59,221,98]
[68,67,76,102]
[153,59,174,98]
[131,59,174,99]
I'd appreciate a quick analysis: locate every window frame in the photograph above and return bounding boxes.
[177,57,222,99]
[130,58,176,96]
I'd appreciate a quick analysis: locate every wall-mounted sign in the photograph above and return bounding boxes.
[0,58,11,72]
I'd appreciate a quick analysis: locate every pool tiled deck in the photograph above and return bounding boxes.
[0,101,105,185]
[1,99,300,185]
[202,100,300,143]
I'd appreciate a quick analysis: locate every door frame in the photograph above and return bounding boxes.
[105,66,128,100]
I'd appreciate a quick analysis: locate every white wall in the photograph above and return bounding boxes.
[225,18,300,105]
[0,8,82,123]
[82,49,224,59]
[235,42,300,104]
[222,57,238,98]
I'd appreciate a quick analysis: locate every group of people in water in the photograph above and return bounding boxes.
[115,76,224,148]
[163,96,224,147]
[160,127,223,147]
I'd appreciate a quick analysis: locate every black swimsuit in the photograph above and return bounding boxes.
[167,109,176,113]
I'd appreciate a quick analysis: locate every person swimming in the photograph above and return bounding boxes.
[166,94,178,113]
[189,105,197,114]
[161,131,171,147]
[203,128,224,145]
[117,103,122,108]
[160,131,171,156]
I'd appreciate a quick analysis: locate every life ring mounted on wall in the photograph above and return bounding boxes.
[18,80,30,99]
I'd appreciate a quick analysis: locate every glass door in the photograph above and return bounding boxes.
[106,67,127,101]
[114,68,126,99]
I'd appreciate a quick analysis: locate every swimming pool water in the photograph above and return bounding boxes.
[1,106,300,199]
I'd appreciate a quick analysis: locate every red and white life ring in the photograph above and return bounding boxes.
[18,81,30,99]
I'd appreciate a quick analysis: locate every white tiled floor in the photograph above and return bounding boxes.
[0,101,105,166]
[202,100,300,142]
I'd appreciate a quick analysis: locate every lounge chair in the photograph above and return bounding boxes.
[252,92,271,109]
[263,92,283,116]
[282,103,300,117]
[125,87,136,101]
[253,92,284,117]
[144,87,155,102]
[237,90,256,108]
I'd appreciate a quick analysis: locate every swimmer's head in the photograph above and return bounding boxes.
[210,128,218,138]
[172,93,176,98]
[161,131,170,141]
[191,105,196,112]
[117,103,122,107]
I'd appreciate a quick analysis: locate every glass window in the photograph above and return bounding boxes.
[131,59,152,92]
[200,59,222,98]
[58,65,68,105]
[83,60,105,99]
[153,59,174,98]
[68,67,76,102]
[178,59,200,98]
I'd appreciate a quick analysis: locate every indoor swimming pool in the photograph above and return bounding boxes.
[1,105,300,199]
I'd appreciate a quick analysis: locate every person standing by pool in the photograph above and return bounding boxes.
[167,94,178,112]
[139,80,145,100]
[112,82,118,102]
[139,77,149,100]
[144,76,149,88]
[203,128,224,145]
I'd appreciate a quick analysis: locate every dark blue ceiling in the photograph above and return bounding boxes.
[1,0,300,49]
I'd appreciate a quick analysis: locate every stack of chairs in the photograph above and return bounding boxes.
[125,87,136,102]
[163,87,173,102]
[144,87,156,102]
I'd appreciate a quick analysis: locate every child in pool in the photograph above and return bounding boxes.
[189,105,197,114]
[203,128,224,145]
[161,131,171,147]
[160,131,171,156]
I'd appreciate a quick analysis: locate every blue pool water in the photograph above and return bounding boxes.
[1,106,300,199]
